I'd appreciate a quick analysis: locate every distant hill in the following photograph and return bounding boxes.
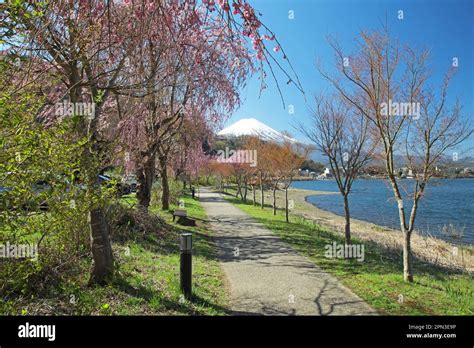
[307,151,474,169]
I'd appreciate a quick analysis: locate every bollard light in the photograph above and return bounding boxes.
[180,233,192,298]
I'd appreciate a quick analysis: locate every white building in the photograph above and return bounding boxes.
[317,167,332,179]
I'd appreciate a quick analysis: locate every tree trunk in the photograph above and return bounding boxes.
[89,208,114,285]
[396,196,414,283]
[242,181,248,203]
[260,181,264,209]
[403,229,413,282]
[285,187,289,223]
[136,154,155,212]
[159,156,170,210]
[236,179,243,199]
[343,194,351,245]
[272,186,277,215]
[389,175,414,283]
[252,185,256,206]
[84,142,114,286]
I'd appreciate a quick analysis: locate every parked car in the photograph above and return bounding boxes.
[121,175,137,193]
[27,180,51,211]
[98,175,131,196]
[0,186,10,194]
[1,173,131,212]
[0,181,49,212]
[0,186,12,210]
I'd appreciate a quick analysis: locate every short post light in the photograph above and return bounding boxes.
[180,233,192,298]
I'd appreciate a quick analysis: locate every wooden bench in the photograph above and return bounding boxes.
[173,209,187,222]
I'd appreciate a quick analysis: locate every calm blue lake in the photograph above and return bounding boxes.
[292,178,474,245]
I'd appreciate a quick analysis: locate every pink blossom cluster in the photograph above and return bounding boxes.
[8,0,295,177]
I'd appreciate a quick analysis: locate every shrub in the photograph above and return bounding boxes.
[0,62,103,300]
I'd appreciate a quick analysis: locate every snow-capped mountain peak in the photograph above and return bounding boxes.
[217,118,296,143]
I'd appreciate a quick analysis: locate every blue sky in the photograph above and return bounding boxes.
[229,0,474,155]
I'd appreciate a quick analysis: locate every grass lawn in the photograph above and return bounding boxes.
[1,194,229,315]
[223,193,473,315]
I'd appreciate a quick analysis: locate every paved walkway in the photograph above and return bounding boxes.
[198,188,377,316]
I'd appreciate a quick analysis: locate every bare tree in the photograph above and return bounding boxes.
[263,141,285,215]
[320,28,472,281]
[276,137,309,223]
[232,163,251,203]
[246,136,273,209]
[300,95,374,244]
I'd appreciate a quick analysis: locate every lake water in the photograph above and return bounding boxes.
[292,178,474,245]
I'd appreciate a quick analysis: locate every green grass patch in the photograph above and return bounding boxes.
[1,194,228,315]
[223,194,473,315]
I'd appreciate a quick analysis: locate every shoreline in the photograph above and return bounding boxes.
[302,193,473,247]
[282,188,473,273]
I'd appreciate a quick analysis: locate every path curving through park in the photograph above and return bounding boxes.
[198,188,377,316]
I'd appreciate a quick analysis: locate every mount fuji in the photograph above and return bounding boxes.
[217,118,296,143]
